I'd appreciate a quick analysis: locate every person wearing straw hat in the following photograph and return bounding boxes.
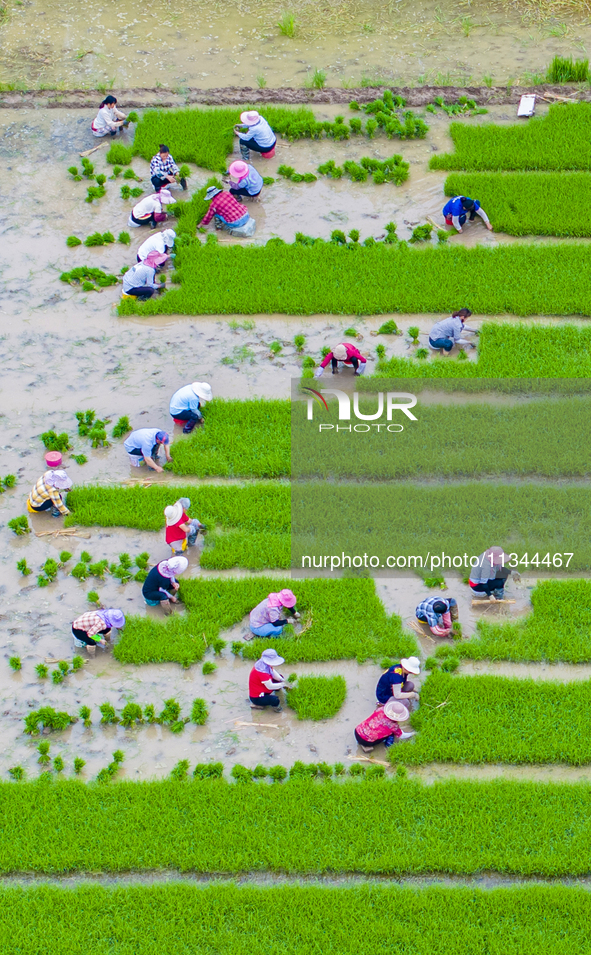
[375,657,421,706]
[128,189,175,229]
[137,229,176,263]
[227,160,263,200]
[249,589,300,639]
[416,596,458,638]
[71,608,125,656]
[314,342,367,378]
[164,498,205,555]
[123,428,171,471]
[142,556,188,613]
[354,700,415,752]
[249,648,289,710]
[234,110,277,161]
[121,258,165,301]
[469,545,520,601]
[169,381,213,434]
[27,470,73,517]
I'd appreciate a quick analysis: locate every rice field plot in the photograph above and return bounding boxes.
[398,671,591,765]
[115,577,416,666]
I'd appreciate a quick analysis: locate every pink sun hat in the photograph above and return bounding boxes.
[240,110,260,126]
[229,160,249,180]
[144,251,169,269]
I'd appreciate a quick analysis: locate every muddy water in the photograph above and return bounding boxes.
[1,0,590,90]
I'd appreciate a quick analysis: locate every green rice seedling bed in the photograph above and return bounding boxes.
[1,883,590,954]
[287,675,347,719]
[398,670,591,765]
[294,483,591,573]
[5,776,591,874]
[293,395,591,478]
[115,577,416,666]
[65,484,289,571]
[118,241,591,317]
[430,103,591,171]
[376,322,591,378]
[447,580,591,663]
[169,398,290,476]
[444,171,591,237]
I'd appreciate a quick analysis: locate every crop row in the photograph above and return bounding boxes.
[118,241,591,316]
[116,577,416,666]
[397,670,591,765]
[430,103,591,171]
[5,776,591,873]
[293,483,591,572]
[0,883,589,953]
[444,171,591,236]
[441,579,591,664]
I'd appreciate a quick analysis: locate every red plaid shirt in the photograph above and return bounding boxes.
[72,611,106,638]
[201,191,248,225]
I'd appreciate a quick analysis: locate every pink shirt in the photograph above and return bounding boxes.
[320,343,366,369]
[355,706,403,743]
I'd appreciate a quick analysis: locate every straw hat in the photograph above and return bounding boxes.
[384,700,410,723]
[192,382,213,402]
[229,160,249,180]
[164,502,183,526]
[401,656,421,675]
[333,344,348,360]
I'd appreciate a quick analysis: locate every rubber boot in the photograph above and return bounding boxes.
[86,645,96,656]
[240,142,250,161]
[180,177,187,191]
[183,419,197,434]
[450,603,459,621]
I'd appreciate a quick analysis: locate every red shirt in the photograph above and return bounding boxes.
[249,667,273,698]
[320,343,366,369]
[202,192,248,226]
[355,706,403,743]
[165,511,189,544]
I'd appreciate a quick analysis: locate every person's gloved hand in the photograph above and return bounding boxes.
[313,367,324,379]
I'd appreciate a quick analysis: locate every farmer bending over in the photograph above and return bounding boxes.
[354,700,414,752]
[249,589,300,638]
[234,110,277,161]
[28,470,72,517]
[137,229,176,263]
[249,648,289,710]
[164,498,205,555]
[72,608,125,656]
[128,189,174,229]
[442,195,493,234]
[428,309,477,353]
[169,381,213,434]
[469,546,520,601]
[142,556,188,613]
[199,186,254,235]
[376,657,421,706]
[123,429,171,471]
[150,144,187,192]
[416,596,458,637]
[91,95,127,137]
[314,343,367,378]
[228,160,264,200]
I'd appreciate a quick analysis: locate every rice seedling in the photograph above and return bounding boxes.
[53,756,64,773]
[409,224,432,243]
[37,742,50,765]
[111,415,131,438]
[8,516,30,536]
[269,341,282,356]
[51,669,64,685]
[8,766,24,780]
[376,344,386,358]
[99,703,119,725]
[121,185,131,199]
[118,231,131,245]
[40,430,71,451]
[278,13,297,36]
[72,454,87,465]
[79,706,92,727]
[24,707,75,735]
[87,590,100,604]
[396,671,591,765]
[74,757,86,774]
[547,55,589,82]
[66,235,82,247]
[110,165,123,179]
[231,764,254,783]
[170,760,190,781]
[8,656,21,671]
[67,165,82,181]
[305,69,327,89]
[35,664,48,679]
[294,334,305,352]
[1,474,16,489]
[16,559,31,576]
[190,699,209,725]
[106,143,132,164]
[60,266,118,288]
[85,185,106,203]
[287,675,346,720]
[202,661,216,675]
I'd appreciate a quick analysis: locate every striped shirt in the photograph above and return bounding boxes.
[28,475,69,515]
[72,612,107,638]
[150,153,179,178]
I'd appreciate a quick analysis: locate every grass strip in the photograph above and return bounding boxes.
[293,483,591,573]
[65,484,289,571]
[117,577,416,666]
[444,171,591,236]
[287,675,347,720]
[4,776,591,874]
[377,322,591,378]
[1,883,590,953]
[448,579,591,663]
[398,670,591,765]
[429,103,591,171]
[119,241,591,317]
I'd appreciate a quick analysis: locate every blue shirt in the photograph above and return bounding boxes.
[122,262,157,293]
[124,428,163,458]
[442,195,480,217]
[237,164,264,195]
[238,116,276,148]
[169,385,201,416]
[376,664,406,704]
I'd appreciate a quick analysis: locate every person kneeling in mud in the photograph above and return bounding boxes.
[469,545,520,601]
[164,498,205,555]
[415,596,458,637]
[199,186,255,236]
[249,649,289,711]
[354,700,414,752]
[375,657,421,707]
[28,469,72,517]
[142,556,188,614]
[71,608,125,656]
[248,589,300,639]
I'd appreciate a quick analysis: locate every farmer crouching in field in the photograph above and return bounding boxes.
[142,556,188,613]
[128,189,174,229]
[314,343,367,378]
[137,229,176,263]
[354,700,414,752]
[428,309,477,353]
[164,498,205,555]
[227,160,264,200]
[150,144,187,192]
[376,657,421,706]
[442,195,493,234]
[469,546,520,601]
[249,589,300,639]
[27,470,72,517]
[123,429,171,471]
[121,258,165,301]
[71,609,125,656]
[249,648,289,710]
[416,596,458,638]
[199,186,256,237]
[91,95,127,137]
[234,110,277,160]
[169,381,213,434]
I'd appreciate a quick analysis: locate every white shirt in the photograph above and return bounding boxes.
[132,195,163,219]
[92,105,123,133]
[138,232,167,261]
[237,117,275,148]
[122,263,157,293]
